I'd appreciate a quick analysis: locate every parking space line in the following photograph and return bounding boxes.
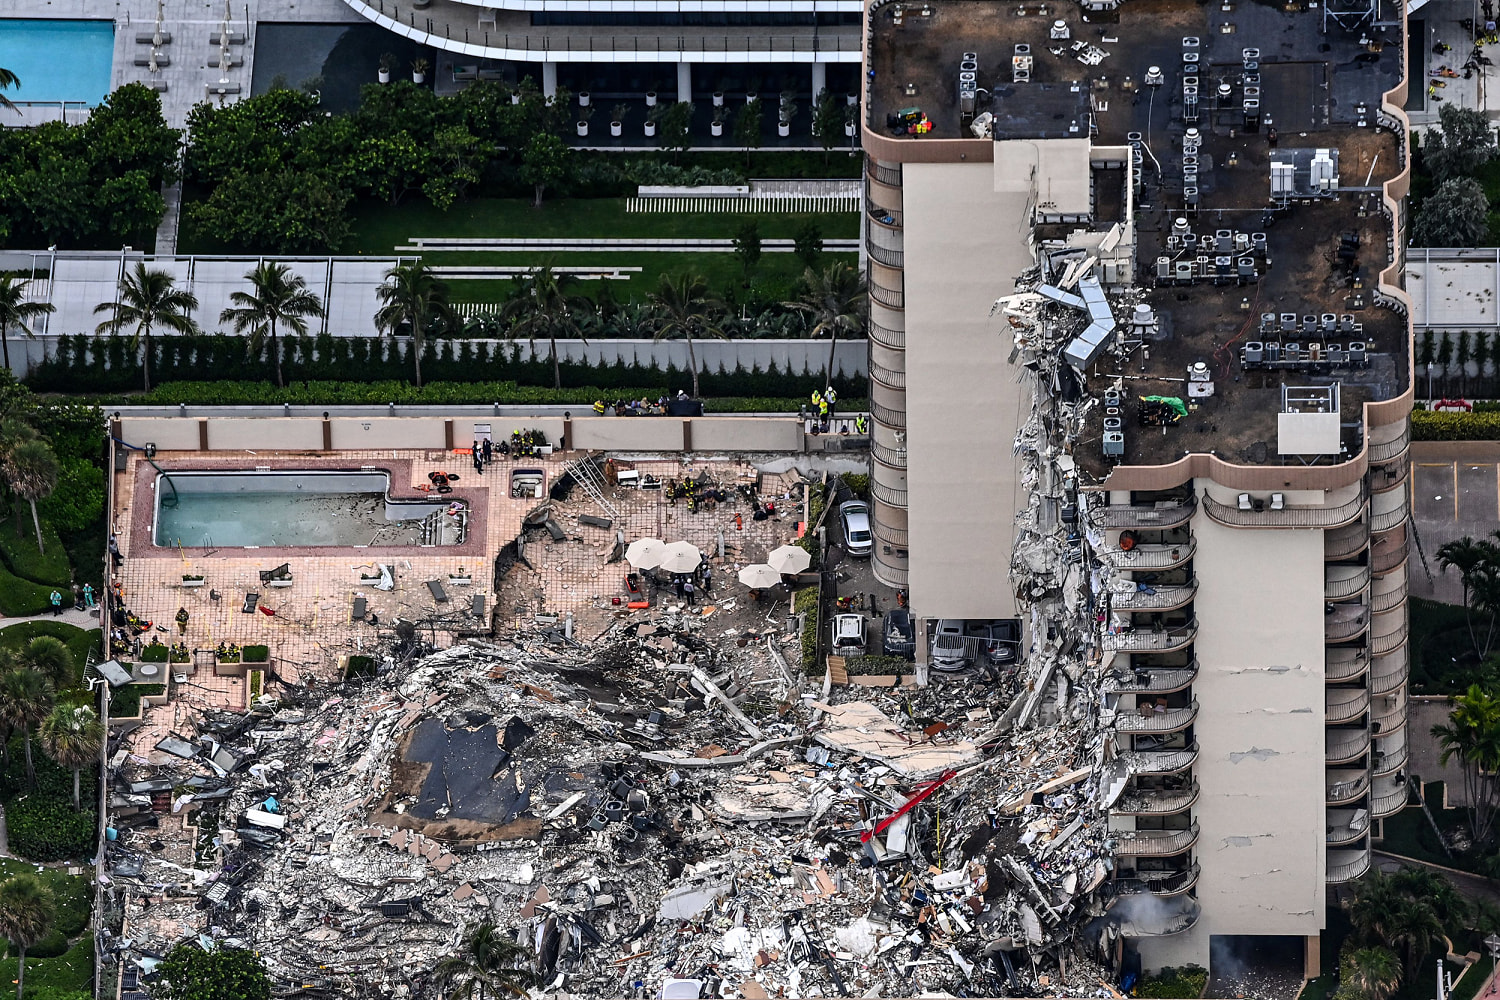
[1454,462,1459,521]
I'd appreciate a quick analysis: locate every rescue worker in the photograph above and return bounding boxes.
[175,606,190,634]
[855,413,869,434]
[593,399,606,415]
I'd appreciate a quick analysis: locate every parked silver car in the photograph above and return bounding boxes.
[930,619,969,670]
[839,500,873,558]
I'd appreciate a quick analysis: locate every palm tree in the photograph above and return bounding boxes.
[0,874,54,1000]
[219,262,324,389]
[94,263,199,393]
[1433,683,1500,844]
[1436,536,1500,657]
[500,265,589,390]
[39,704,103,811]
[2,439,56,556]
[0,68,18,113]
[1347,870,1407,945]
[373,263,459,388]
[22,637,71,692]
[1386,897,1444,978]
[0,669,53,790]
[432,921,535,999]
[0,276,54,374]
[1389,867,1471,930]
[1347,947,1400,1000]
[648,273,725,400]
[783,262,867,395]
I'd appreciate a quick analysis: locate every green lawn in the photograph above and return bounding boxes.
[1452,955,1495,1000]
[340,197,859,252]
[0,621,100,692]
[1411,597,1486,695]
[0,858,93,995]
[0,519,70,588]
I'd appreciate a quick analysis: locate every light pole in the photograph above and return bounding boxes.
[1484,933,1500,996]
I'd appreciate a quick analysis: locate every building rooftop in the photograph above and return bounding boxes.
[866,0,1409,480]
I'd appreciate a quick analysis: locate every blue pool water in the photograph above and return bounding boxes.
[0,20,116,106]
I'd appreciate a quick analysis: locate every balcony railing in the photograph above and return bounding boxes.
[867,201,902,228]
[1114,823,1199,856]
[1370,650,1407,695]
[1110,896,1202,937]
[1327,773,1371,803]
[1110,863,1201,896]
[1326,566,1371,600]
[868,318,904,349]
[1327,815,1371,846]
[1372,689,1407,734]
[1372,530,1409,574]
[866,242,904,268]
[1103,621,1198,654]
[1371,501,1409,533]
[1325,610,1370,643]
[1367,424,1411,464]
[1104,663,1198,694]
[1116,700,1199,734]
[870,441,907,469]
[1371,778,1410,817]
[1093,497,1196,530]
[869,400,906,429]
[869,359,906,389]
[1100,539,1196,571]
[869,272,904,308]
[1327,846,1373,883]
[1327,687,1371,725]
[1326,522,1370,562]
[867,159,903,188]
[870,518,907,547]
[872,547,908,588]
[1372,620,1407,655]
[870,480,908,509]
[1373,579,1408,613]
[1373,736,1409,776]
[1125,743,1198,775]
[1112,581,1198,612]
[1113,782,1200,815]
[1326,727,1371,763]
[1202,488,1366,529]
[1326,649,1370,683]
[1370,458,1409,493]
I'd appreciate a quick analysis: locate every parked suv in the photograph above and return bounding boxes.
[829,613,867,657]
[972,619,1022,666]
[882,608,916,659]
[839,501,873,558]
[930,619,970,671]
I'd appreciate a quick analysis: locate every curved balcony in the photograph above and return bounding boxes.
[869,272,904,309]
[871,547,908,588]
[1326,648,1370,684]
[869,359,906,390]
[1093,497,1196,530]
[866,242,904,268]
[867,201,902,229]
[1371,498,1409,533]
[1371,688,1407,735]
[1113,782,1200,816]
[868,318,904,349]
[1372,619,1407,656]
[870,480,908,509]
[1105,663,1198,694]
[1326,611,1370,643]
[1373,577,1408,614]
[1371,775,1410,818]
[1111,581,1198,612]
[1370,649,1407,696]
[1326,521,1371,562]
[1114,822,1199,856]
[869,399,906,430]
[1327,846,1373,883]
[1326,727,1371,764]
[1327,771,1371,804]
[867,159,903,189]
[1373,731,1409,777]
[870,517,907,548]
[1125,743,1199,775]
[870,440,907,469]
[1327,809,1372,846]
[1109,863,1201,897]
[1116,701,1199,735]
[1100,539,1196,571]
[1326,565,1372,600]
[1110,896,1202,937]
[1372,528,1409,576]
[1202,488,1367,529]
[1103,621,1198,654]
[1367,423,1411,464]
[1327,687,1371,725]
[1370,457,1409,493]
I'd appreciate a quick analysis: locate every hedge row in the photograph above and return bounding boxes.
[111,379,868,412]
[1412,409,1500,440]
[30,334,867,401]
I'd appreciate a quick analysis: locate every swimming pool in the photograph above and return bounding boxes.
[153,472,466,548]
[0,20,116,106]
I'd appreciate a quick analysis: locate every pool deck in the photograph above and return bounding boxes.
[109,445,803,753]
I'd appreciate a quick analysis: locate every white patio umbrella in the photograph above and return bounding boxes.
[766,544,812,575]
[625,537,667,569]
[658,540,704,574]
[737,563,784,589]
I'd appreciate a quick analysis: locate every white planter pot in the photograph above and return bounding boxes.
[180,579,206,589]
[712,92,725,106]
[510,93,521,105]
[412,72,425,84]
[610,121,622,137]
[645,121,657,136]
[578,121,588,136]
[847,93,858,106]
[579,92,590,107]
[711,121,724,136]
[778,120,790,137]
[646,92,658,107]
[746,92,758,104]
[378,69,391,84]
[844,121,856,137]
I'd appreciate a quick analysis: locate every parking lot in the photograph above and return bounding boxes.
[1409,442,1500,605]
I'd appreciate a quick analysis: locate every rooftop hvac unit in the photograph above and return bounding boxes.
[1339,314,1356,331]
[1217,82,1233,100]
[1051,18,1070,38]
[1130,303,1159,337]
[1348,341,1367,363]
[1326,344,1344,364]
[1174,261,1194,281]
[1303,314,1318,333]
[1145,65,1165,86]
[1183,51,1199,66]
[1172,217,1191,237]
[1260,312,1278,332]
[1243,85,1261,100]
[1308,342,1322,361]
[1104,416,1123,431]
[1157,257,1172,279]
[1215,229,1233,251]
[1281,312,1298,332]
[1242,46,1260,61]
[1244,72,1260,87]
[1237,257,1257,278]
[1252,232,1268,251]
[1184,186,1199,206]
[1264,341,1281,362]
[1271,162,1295,197]
[1183,169,1198,186]
[1105,389,1122,406]
[1182,231,1198,245]
[1166,235,1181,250]
[1235,233,1250,252]
[1321,313,1337,331]
[1183,35,1200,48]
[1311,148,1337,192]
[1183,155,1199,170]
[958,71,978,113]
[1284,342,1301,361]
[1244,342,1265,364]
[1103,431,1125,458]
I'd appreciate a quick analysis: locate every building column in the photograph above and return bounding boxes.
[542,61,558,99]
[811,61,827,98]
[677,62,692,103]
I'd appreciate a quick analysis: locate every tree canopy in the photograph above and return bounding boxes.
[1413,176,1491,248]
[1425,103,1498,183]
[152,945,271,1000]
